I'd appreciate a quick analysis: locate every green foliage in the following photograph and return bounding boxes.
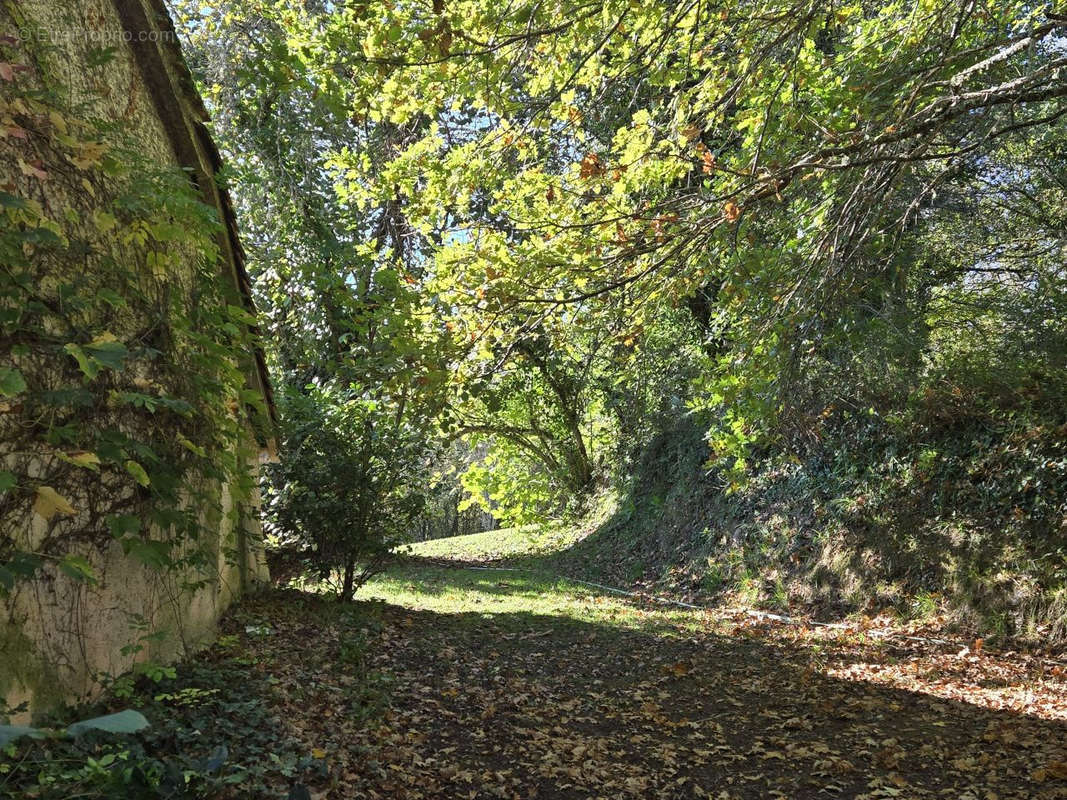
[248,0,1064,469]
[169,0,1066,629]
[172,1,456,598]
[0,655,324,799]
[455,329,609,523]
[0,13,269,608]
[265,383,437,599]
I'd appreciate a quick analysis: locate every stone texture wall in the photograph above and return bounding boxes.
[0,0,270,716]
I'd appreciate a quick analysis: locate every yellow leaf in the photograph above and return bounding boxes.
[92,211,117,233]
[311,748,326,759]
[70,140,108,170]
[65,451,101,469]
[48,110,67,134]
[34,486,77,520]
[88,331,118,345]
[125,460,150,487]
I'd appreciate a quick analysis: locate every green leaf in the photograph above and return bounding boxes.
[125,460,151,487]
[85,340,128,371]
[0,471,15,492]
[22,227,63,247]
[107,514,141,538]
[66,709,150,737]
[96,288,126,308]
[5,552,42,578]
[58,554,97,585]
[92,210,117,233]
[0,367,26,397]
[0,191,29,210]
[225,303,258,325]
[122,538,171,569]
[176,434,207,458]
[64,343,99,379]
[0,552,42,592]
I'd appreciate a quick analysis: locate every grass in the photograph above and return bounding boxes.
[372,537,710,638]
[17,527,1059,799]
[328,528,1067,798]
[401,523,579,563]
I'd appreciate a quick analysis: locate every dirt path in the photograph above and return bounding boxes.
[227,555,1067,799]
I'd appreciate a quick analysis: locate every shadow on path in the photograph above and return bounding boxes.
[239,574,1066,799]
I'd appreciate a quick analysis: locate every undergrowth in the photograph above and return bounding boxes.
[549,403,1067,644]
[0,627,326,799]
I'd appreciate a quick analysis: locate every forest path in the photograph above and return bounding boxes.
[237,535,1067,799]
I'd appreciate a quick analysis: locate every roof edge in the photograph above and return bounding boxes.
[111,0,278,433]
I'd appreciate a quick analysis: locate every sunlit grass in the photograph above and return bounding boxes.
[313,529,1067,725]
[360,559,710,638]
[401,523,579,563]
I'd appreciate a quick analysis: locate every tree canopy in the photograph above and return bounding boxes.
[169,0,1066,606]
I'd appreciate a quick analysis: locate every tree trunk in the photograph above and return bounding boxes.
[340,554,356,603]
[563,411,593,491]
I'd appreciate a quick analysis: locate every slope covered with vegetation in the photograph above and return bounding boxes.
[555,410,1067,641]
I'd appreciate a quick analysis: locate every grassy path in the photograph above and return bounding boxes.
[231,531,1067,799]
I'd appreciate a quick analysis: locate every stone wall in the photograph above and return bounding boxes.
[0,0,271,716]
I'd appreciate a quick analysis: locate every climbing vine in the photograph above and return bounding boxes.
[0,15,267,610]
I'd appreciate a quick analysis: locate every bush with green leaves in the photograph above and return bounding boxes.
[264,384,437,600]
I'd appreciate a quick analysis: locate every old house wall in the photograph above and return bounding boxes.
[0,0,271,715]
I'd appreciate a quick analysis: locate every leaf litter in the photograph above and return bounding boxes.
[222,555,1067,799]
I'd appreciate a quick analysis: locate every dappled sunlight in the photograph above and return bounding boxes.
[228,572,1067,798]
[361,554,1067,722]
[389,533,1067,727]
[5,0,1065,796]
[820,644,1067,723]
[361,564,704,639]
[404,523,584,566]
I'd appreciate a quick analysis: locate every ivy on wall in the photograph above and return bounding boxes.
[0,17,267,602]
